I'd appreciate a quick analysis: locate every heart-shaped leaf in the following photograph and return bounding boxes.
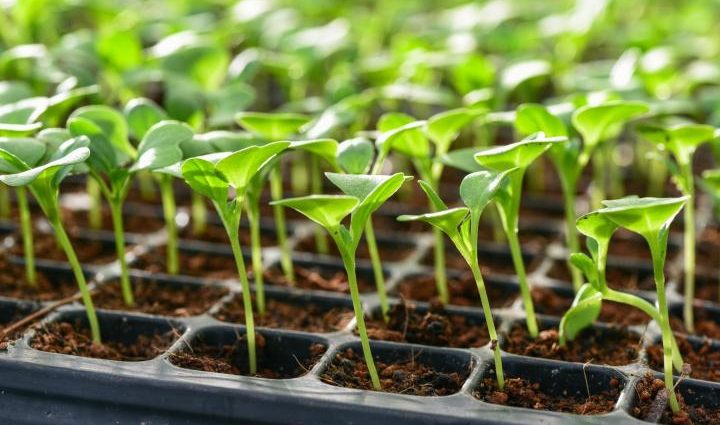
[131,121,192,172]
[181,157,229,204]
[216,141,290,194]
[515,103,568,137]
[376,113,429,159]
[0,144,90,187]
[0,138,46,172]
[474,133,566,171]
[440,147,484,173]
[124,98,167,141]
[69,105,134,158]
[425,108,476,152]
[290,139,338,168]
[271,195,358,230]
[236,112,311,141]
[459,169,514,212]
[572,101,648,148]
[600,196,687,239]
[398,207,470,241]
[337,137,374,174]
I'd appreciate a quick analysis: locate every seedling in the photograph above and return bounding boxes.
[68,105,192,298]
[638,123,715,333]
[0,138,100,342]
[398,170,514,390]
[181,142,290,375]
[272,172,409,390]
[474,133,566,337]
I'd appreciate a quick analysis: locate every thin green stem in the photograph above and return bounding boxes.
[270,166,294,282]
[247,201,265,315]
[561,186,582,291]
[0,185,10,219]
[87,178,102,230]
[432,227,449,304]
[507,228,539,337]
[137,171,155,201]
[191,191,207,236]
[365,220,389,321]
[590,149,606,210]
[16,187,36,285]
[681,164,696,333]
[109,198,133,306]
[159,176,178,275]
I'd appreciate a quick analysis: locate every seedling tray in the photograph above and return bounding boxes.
[0,198,718,425]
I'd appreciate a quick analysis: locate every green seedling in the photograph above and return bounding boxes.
[124,97,168,203]
[68,105,192,300]
[571,100,649,209]
[398,170,514,390]
[474,133,566,337]
[272,172,409,390]
[639,123,715,333]
[180,142,290,375]
[236,112,312,284]
[0,138,99,342]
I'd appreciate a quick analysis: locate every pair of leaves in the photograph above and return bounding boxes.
[0,137,90,188]
[572,100,649,149]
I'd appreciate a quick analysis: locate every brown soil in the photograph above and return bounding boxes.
[0,255,78,301]
[632,374,720,424]
[371,213,430,234]
[30,321,177,361]
[12,232,118,264]
[502,325,640,365]
[422,247,539,277]
[63,208,165,234]
[598,229,679,261]
[475,376,621,415]
[320,347,467,395]
[134,247,239,280]
[393,273,518,308]
[264,265,376,293]
[179,223,276,247]
[648,336,720,383]
[0,322,30,350]
[169,334,326,379]
[477,225,555,253]
[213,294,353,333]
[532,287,651,326]
[547,261,656,292]
[295,234,415,262]
[678,275,720,304]
[670,310,720,340]
[696,226,720,271]
[364,301,491,348]
[94,279,228,317]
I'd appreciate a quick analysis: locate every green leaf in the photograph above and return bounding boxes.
[203,131,264,152]
[376,113,429,158]
[67,115,118,174]
[207,81,256,128]
[131,121,193,172]
[398,207,469,240]
[515,103,568,137]
[417,180,448,211]
[0,81,33,104]
[271,195,358,230]
[568,253,599,289]
[235,112,311,141]
[337,137,374,174]
[572,101,649,148]
[216,141,290,193]
[425,108,476,152]
[181,157,229,204]
[0,138,46,172]
[576,211,618,249]
[0,97,48,136]
[0,145,90,187]
[459,169,513,212]
[68,105,134,158]
[560,283,602,342]
[501,60,551,92]
[474,133,566,171]
[600,196,687,239]
[440,147,483,173]
[124,98,167,141]
[290,139,338,168]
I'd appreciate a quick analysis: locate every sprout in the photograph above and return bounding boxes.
[398,169,513,390]
[0,138,99,342]
[639,123,715,333]
[181,142,290,375]
[272,172,409,390]
[474,133,566,337]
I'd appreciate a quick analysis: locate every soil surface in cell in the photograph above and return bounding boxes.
[12,232,117,264]
[94,279,228,317]
[295,234,415,262]
[264,265,375,293]
[422,245,540,276]
[170,334,326,379]
[30,320,177,361]
[0,255,78,301]
[632,374,720,424]
[394,273,518,307]
[532,287,651,326]
[320,347,467,396]
[213,294,353,333]
[364,301,491,348]
[548,261,656,292]
[135,247,238,280]
[670,309,720,340]
[475,375,621,414]
[647,336,720,383]
[502,325,640,365]
[63,208,165,234]
[179,224,276,247]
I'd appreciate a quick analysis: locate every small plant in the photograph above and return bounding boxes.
[638,123,715,333]
[398,169,514,390]
[181,141,290,374]
[272,172,409,390]
[474,133,566,337]
[0,137,99,341]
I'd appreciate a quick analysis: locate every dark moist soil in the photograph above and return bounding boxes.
[547,261,656,292]
[169,334,326,379]
[11,232,118,264]
[364,301,491,348]
[264,265,376,293]
[294,234,415,262]
[647,336,720,383]
[695,226,720,271]
[475,375,622,415]
[30,321,177,361]
[532,287,651,326]
[0,322,30,350]
[422,247,540,277]
[670,309,720,340]
[134,247,238,280]
[393,273,518,307]
[179,223,276,247]
[320,347,467,395]
[93,279,228,317]
[632,374,720,424]
[62,208,165,234]
[213,294,353,333]
[678,275,720,304]
[0,255,78,301]
[502,324,640,365]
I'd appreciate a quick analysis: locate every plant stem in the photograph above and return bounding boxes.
[87,178,102,230]
[270,166,294,282]
[365,220,389,321]
[158,176,178,275]
[310,155,328,254]
[16,187,36,285]
[109,198,133,306]
[590,149,606,210]
[0,185,9,219]
[191,191,207,237]
[336,239,381,390]
[506,227,539,337]
[51,214,101,343]
[560,178,583,291]
[137,171,155,201]
[246,201,265,315]
[681,163,696,333]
